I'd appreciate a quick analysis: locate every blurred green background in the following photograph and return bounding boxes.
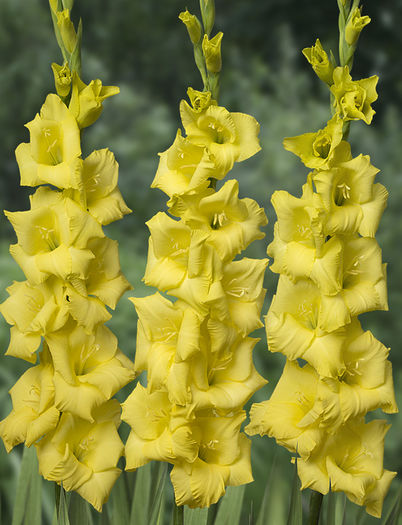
[0,0,401,523]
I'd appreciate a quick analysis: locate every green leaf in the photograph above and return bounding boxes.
[173,504,184,525]
[130,463,152,525]
[381,485,402,525]
[68,492,93,525]
[12,446,42,525]
[111,474,130,525]
[58,485,71,525]
[287,460,302,525]
[149,462,168,525]
[327,491,336,525]
[61,0,74,9]
[256,452,278,525]
[184,507,208,525]
[215,485,245,525]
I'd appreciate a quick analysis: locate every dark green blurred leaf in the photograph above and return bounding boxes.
[215,485,245,525]
[256,451,277,525]
[12,446,41,525]
[286,460,302,525]
[149,462,168,525]
[327,491,336,525]
[58,486,71,525]
[68,491,92,525]
[111,474,130,525]
[382,485,402,525]
[184,506,209,525]
[130,463,151,525]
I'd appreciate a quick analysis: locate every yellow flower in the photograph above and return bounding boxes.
[0,277,68,363]
[206,257,268,335]
[15,94,82,190]
[246,360,323,458]
[6,187,103,285]
[313,153,388,237]
[171,413,252,508]
[345,7,371,46]
[122,384,198,469]
[152,130,214,197]
[56,9,77,54]
[187,88,215,113]
[331,67,378,124]
[180,100,261,176]
[296,418,395,518]
[169,179,267,262]
[0,346,59,451]
[202,32,224,73]
[266,276,347,377]
[82,149,131,225]
[283,115,344,170]
[302,39,335,85]
[51,62,72,97]
[179,9,202,44]
[46,322,134,421]
[69,73,120,129]
[36,400,124,512]
[191,336,267,411]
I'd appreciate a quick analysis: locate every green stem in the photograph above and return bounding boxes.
[308,491,324,525]
[173,503,184,525]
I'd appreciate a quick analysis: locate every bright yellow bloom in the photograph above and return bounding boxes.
[36,400,124,512]
[82,149,131,225]
[0,277,68,362]
[313,153,388,237]
[0,346,59,451]
[180,99,261,176]
[202,32,223,73]
[171,413,253,508]
[296,419,396,518]
[15,94,81,190]
[6,187,103,285]
[69,73,120,128]
[283,115,344,170]
[206,257,268,335]
[169,179,267,262]
[331,67,378,124]
[51,62,72,97]
[152,130,214,198]
[46,322,134,421]
[246,360,323,458]
[302,39,334,85]
[345,7,371,46]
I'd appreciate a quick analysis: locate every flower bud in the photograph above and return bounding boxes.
[200,0,215,36]
[51,62,72,97]
[345,7,371,46]
[202,32,223,73]
[56,9,76,54]
[187,87,212,112]
[302,39,334,85]
[178,10,202,44]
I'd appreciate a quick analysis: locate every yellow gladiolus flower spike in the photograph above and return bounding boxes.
[15,94,82,190]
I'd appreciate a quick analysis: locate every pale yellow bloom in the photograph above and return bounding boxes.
[15,94,82,190]
[51,62,72,97]
[152,130,214,197]
[0,277,68,362]
[202,32,223,73]
[345,7,371,46]
[283,115,344,170]
[56,9,77,54]
[302,39,335,85]
[6,187,103,285]
[82,149,131,225]
[69,73,119,129]
[180,100,261,176]
[0,347,59,451]
[179,9,202,44]
[331,67,378,124]
[36,400,124,512]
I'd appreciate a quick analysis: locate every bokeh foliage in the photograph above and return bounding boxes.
[0,0,401,523]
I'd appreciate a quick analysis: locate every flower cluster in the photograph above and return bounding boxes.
[0,8,133,509]
[122,88,268,507]
[246,40,397,518]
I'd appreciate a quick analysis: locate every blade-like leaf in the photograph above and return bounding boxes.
[12,446,41,525]
[327,491,336,525]
[173,504,184,525]
[215,485,245,525]
[287,460,302,525]
[130,463,152,525]
[58,486,71,525]
[149,462,168,525]
[184,507,209,525]
[111,474,130,525]
[68,492,93,525]
[381,485,402,525]
[256,452,278,525]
